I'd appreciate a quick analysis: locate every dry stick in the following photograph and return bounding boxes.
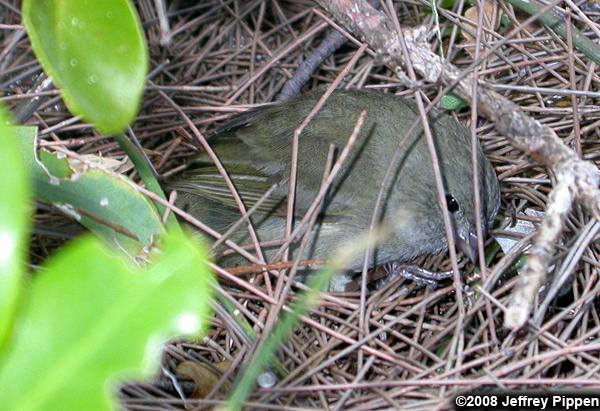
[225,21,328,104]
[504,0,600,66]
[225,259,329,276]
[277,29,347,102]
[560,271,600,344]
[365,273,600,404]
[462,286,600,377]
[249,1,266,102]
[488,83,600,99]
[286,300,448,388]
[153,0,171,46]
[563,0,600,39]
[260,374,600,393]
[181,0,266,80]
[525,326,600,379]
[264,288,451,399]
[221,257,357,311]
[468,287,600,376]
[214,282,266,332]
[276,0,379,102]
[332,356,376,411]
[565,9,582,158]
[533,220,600,325]
[196,8,314,83]
[225,272,410,368]
[342,288,457,386]
[217,0,292,87]
[316,0,600,329]
[493,341,600,379]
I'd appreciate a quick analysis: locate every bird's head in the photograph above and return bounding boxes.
[439,145,501,263]
[390,108,501,264]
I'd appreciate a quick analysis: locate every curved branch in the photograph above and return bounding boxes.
[315,0,600,329]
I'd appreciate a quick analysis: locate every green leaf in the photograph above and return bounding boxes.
[0,230,214,411]
[421,0,455,13]
[39,149,72,178]
[441,93,467,111]
[499,14,510,29]
[14,126,164,252]
[0,109,30,353]
[22,0,148,134]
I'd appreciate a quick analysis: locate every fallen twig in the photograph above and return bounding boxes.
[315,0,600,329]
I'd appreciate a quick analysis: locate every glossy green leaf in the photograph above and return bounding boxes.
[23,0,148,134]
[14,126,163,252]
[441,93,467,111]
[39,149,72,178]
[0,230,214,411]
[0,109,30,352]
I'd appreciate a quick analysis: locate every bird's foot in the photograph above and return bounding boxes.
[377,261,456,295]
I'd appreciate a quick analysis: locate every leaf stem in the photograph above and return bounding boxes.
[113,132,179,229]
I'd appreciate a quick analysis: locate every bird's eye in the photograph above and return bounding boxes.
[446,194,459,213]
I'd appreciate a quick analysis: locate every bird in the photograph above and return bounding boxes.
[166,88,501,285]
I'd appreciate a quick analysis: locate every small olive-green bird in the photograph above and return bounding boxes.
[167,89,500,273]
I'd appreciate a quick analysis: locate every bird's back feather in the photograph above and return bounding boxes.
[166,89,500,270]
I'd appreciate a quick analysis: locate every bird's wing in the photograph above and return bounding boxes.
[168,89,418,219]
[171,92,366,217]
[166,162,287,216]
[217,91,383,216]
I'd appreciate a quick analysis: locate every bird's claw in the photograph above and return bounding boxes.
[378,261,456,292]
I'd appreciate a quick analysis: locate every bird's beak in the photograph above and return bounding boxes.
[456,230,479,264]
